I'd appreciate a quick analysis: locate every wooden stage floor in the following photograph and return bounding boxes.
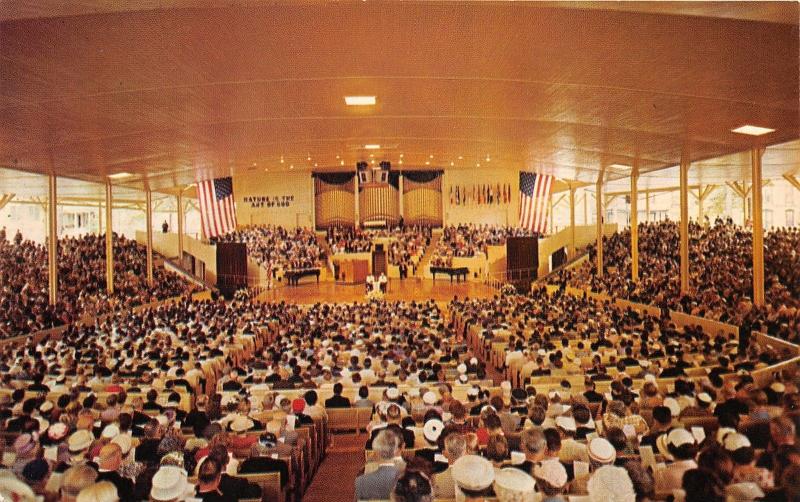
[256,278,496,304]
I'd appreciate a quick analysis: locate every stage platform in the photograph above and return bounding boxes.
[255,278,496,304]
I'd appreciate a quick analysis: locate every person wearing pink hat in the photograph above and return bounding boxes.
[11,433,40,478]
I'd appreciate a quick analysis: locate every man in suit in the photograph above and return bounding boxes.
[354,430,402,501]
[324,383,351,408]
[96,443,135,502]
[433,433,467,498]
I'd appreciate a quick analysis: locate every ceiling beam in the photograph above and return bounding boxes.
[605,185,700,197]
[784,174,800,192]
[0,194,15,211]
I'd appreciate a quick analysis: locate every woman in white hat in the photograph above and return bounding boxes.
[150,465,194,502]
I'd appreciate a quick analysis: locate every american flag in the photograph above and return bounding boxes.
[197,177,238,238]
[518,172,554,234]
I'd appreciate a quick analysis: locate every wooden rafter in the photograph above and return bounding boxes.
[0,194,15,211]
[784,174,800,192]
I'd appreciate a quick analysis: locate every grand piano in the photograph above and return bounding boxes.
[430,266,469,282]
[284,268,321,286]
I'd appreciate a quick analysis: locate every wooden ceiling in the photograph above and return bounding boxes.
[0,1,797,195]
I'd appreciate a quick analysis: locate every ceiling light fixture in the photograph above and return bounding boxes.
[280,156,284,164]
[731,125,775,136]
[107,172,132,180]
[476,163,481,167]
[450,161,454,166]
[340,160,345,166]
[458,156,463,160]
[364,144,381,150]
[345,96,376,106]
[425,161,430,165]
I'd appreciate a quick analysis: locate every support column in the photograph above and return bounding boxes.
[398,173,404,220]
[98,202,103,234]
[310,176,316,229]
[743,182,749,225]
[697,185,704,222]
[569,184,576,259]
[645,191,650,222]
[177,192,185,264]
[752,148,765,306]
[145,189,154,286]
[595,171,605,277]
[105,181,114,294]
[354,172,360,226]
[549,193,554,234]
[47,175,58,306]
[679,152,690,294]
[630,165,639,282]
[583,190,588,225]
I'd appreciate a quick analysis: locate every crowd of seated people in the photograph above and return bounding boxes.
[0,229,199,338]
[2,277,800,501]
[430,224,535,267]
[551,219,800,344]
[211,225,324,272]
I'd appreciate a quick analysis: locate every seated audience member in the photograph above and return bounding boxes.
[354,430,404,501]
[196,457,232,502]
[325,383,351,408]
[392,470,434,502]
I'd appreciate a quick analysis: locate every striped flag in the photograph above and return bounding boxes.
[518,172,554,234]
[197,177,238,238]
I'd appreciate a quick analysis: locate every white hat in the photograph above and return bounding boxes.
[386,388,400,400]
[408,388,420,398]
[494,467,537,499]
[770,382,786,393]
[67,430,93,453]
[533,460,568,488]
[111,434,133,455]
[423,419,444,443]
[587,465,636,502]
[644,374,656,384]
[663,397,680,417]
[470,357,478,365]
[555,416,577,432]
[452,455,495,491]
[39,401,53,413]
[150,466,191,501]
[716,427,737,444]
[0,471,36,502]
[667,428,695,448]
[698,392,713,404]
[101,424,120,440]
[457,363,467,374]
[230,416,255,433]
[467,387,479,397]
[725,482,765,502]
[458,374,469,384]
[723,432,752,451]
[423,391,437,406]
[588,438,616,464]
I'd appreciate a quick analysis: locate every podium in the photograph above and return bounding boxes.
[335,259,369,284]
